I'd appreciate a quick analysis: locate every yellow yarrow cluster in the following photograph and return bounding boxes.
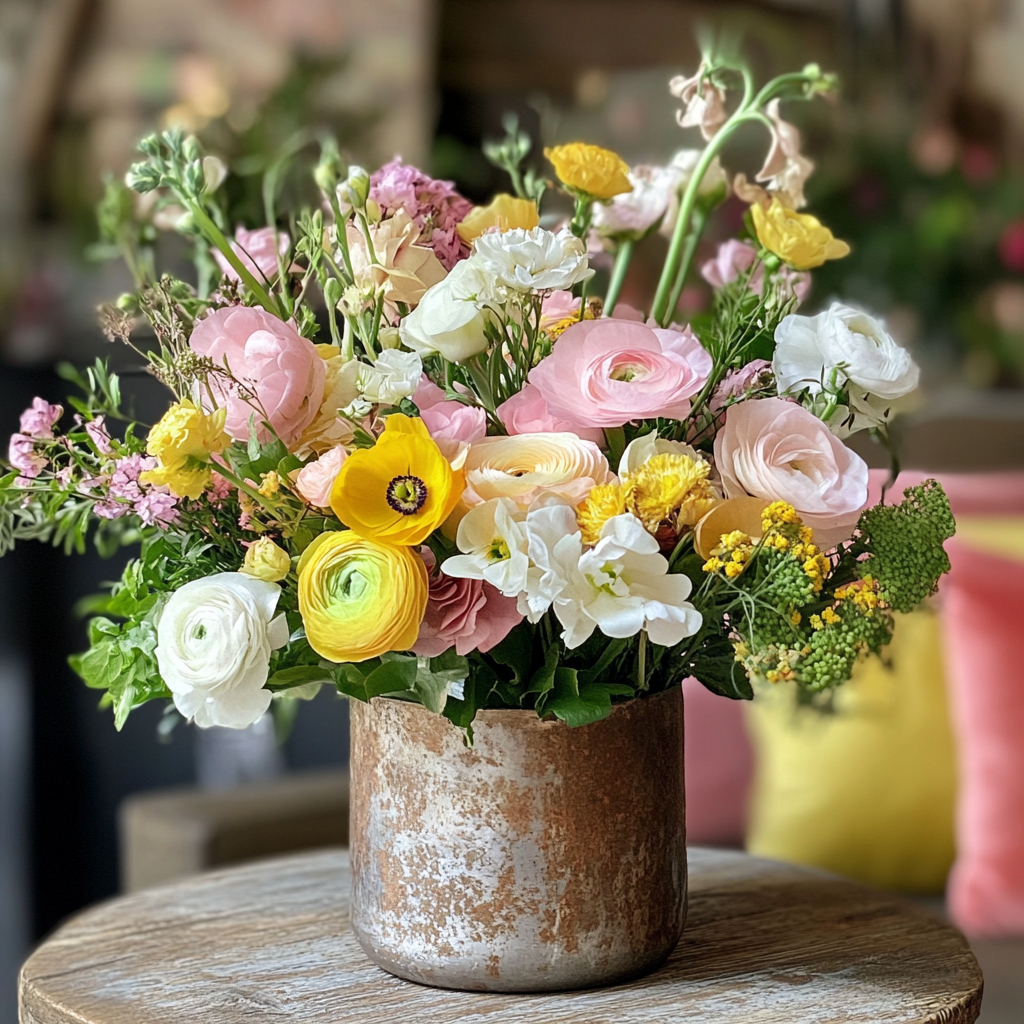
[734,641,809,685]
[752,197,850,271]
[702,528,755,579]
[544,143,632,200]
[577,453,718,545]
[140,400,229,500]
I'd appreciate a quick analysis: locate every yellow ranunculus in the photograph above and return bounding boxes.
[140,400,229,499]
[456,194,540,243]
[241,537,291,582]
[751,197,850,271]
[297,530,428,662]
[330,414,464,547]
[544,143,632,200]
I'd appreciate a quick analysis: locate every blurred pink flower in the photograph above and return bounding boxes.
[19,398,62,439]
[756,99,815,209]
[413,550,523,657]
[999,220,1024,273]
[109,454,156,503]
[295,445,347,508]
[714,397,869,549]
[8,434,46,481]
[710,359,774,413]
[528,318,712,428]
[370,159,473,271]
[189,306,326,445]
[539,290,580,332]
[496,383,605,445]
[414,380,486,460]
[214,227,291,284]
[670,66,727,141]
[701,239,810,304]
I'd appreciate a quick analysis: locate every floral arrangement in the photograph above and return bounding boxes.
[0,54,955,738]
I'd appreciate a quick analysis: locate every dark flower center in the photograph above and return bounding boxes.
[386,475,428,515]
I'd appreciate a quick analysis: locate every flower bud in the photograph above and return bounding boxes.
[184,159,205,196]
[322,276,343,310]
[138,134,161,157]
[241,537,292,583]
[337,166,370,210]
[125,162,161,193]
[183,135,203,162]
[377,326,401,350]
[203,155,228,192]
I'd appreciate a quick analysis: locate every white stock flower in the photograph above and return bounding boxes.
[773,302,920,436]
[155,572,289,729]
[400,258,494,362]
[593,166,681,239]
[473,226,594,293]
[520,509,703,649]
[441,497,530,597]
[358,349,423,405]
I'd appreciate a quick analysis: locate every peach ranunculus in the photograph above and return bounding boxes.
[347,210,446,320]
[495,383,604,446]
[214,226,291,284]
[414,379,487,461]
[528,318,712,428]
[292,345,362,457]
[295,445,347,508]
[189,306,326,446]
[462,432,614,511]
[713,397,869,550]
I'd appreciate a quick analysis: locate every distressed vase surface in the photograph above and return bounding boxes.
[349,687,687,993]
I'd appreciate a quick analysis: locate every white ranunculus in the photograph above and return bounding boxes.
[473,226,594,293]
[358,349,423,405]
[399,258,494,362]
[593,166,682,239]
[442,497,530,597]
[773,303,920,431]
[155,572,289,729]
[518,508,703,648]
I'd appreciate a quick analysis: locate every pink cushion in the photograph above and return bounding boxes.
[944,541,1024,935]
[683,676,752,846]
[868,469,1024,514]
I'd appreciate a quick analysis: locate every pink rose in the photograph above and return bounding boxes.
[496,384,604,446]
[413,550,523,657]
[19,398,62,439]
[528,318,712,428]
[190,306,326,445]
[295,445,347,508]
[713,397,869,549]
[413,380,486,460]
[214,227,290,284]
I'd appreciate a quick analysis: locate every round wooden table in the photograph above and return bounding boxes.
[19,848,983,1024]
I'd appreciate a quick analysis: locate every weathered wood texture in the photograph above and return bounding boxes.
[20,848,983,1024]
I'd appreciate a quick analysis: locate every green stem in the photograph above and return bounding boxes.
[603,238,635,315]
[638,630,648,691]
[189,203,280,314]
[213,462,282,518]
[357,212,379,265]
[664,205,709,323]
[328,196,355,280]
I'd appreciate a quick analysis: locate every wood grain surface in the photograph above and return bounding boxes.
[19,848,983,1024]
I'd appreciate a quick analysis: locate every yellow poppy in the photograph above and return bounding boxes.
[751,197,850,271]
[329,414,464,546]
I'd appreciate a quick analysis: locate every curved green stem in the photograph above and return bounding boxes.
[664,205,709,323]
[603,238,635,315]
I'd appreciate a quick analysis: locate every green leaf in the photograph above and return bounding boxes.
[267,665,330,689]
[442,664,499,743]
[487,622,534,685]
[543,669,620,728]
[332,656,418,702]
[690,633,753,700]
[525,644,559,704]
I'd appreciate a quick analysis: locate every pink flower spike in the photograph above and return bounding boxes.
[19,398,63,439]
[135,492,179,529]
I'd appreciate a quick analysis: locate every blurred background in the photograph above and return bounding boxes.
[3,0,1024,1020]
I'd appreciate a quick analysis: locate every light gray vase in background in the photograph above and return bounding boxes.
[349,687,686,993]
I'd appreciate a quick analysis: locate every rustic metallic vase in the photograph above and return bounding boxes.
[348,687,687,993]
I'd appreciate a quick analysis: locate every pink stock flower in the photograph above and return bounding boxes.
[528,318,713,428]
[214,227,291,284]
[713,397,869,550]
[670,66,727,141]
[8,434,46,481]
[496,383,605,446]
[206,472,233,503]
[85,416,114,454]
[710,360,774,413]
[109,454,156,503]
[19,398,62,439]
[414,380,486,460]
[369,159,473,271]
[701,239,810,304]
[135,491,180,529]
[189,306,326,445]
[295,445,347,508]
[413,550,523,657]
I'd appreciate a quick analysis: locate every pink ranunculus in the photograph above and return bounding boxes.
[8,434,46,480]
[19,398,62,439]
[295,445,347,508]
[413,550,523,657]
[214,227,291,285]
[189,306,326,445]
[713,397,869,549]
[414,380,486,461]
[496,384,605,446]
[528,318,713,428]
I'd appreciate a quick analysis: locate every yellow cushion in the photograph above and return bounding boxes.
[954,516,1024,561]
[745,609,957,893]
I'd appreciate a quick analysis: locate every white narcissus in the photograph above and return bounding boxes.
[773,302,920,436]
[155,572,289,729]
[472,226,594,293]
[399,257,494,362]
